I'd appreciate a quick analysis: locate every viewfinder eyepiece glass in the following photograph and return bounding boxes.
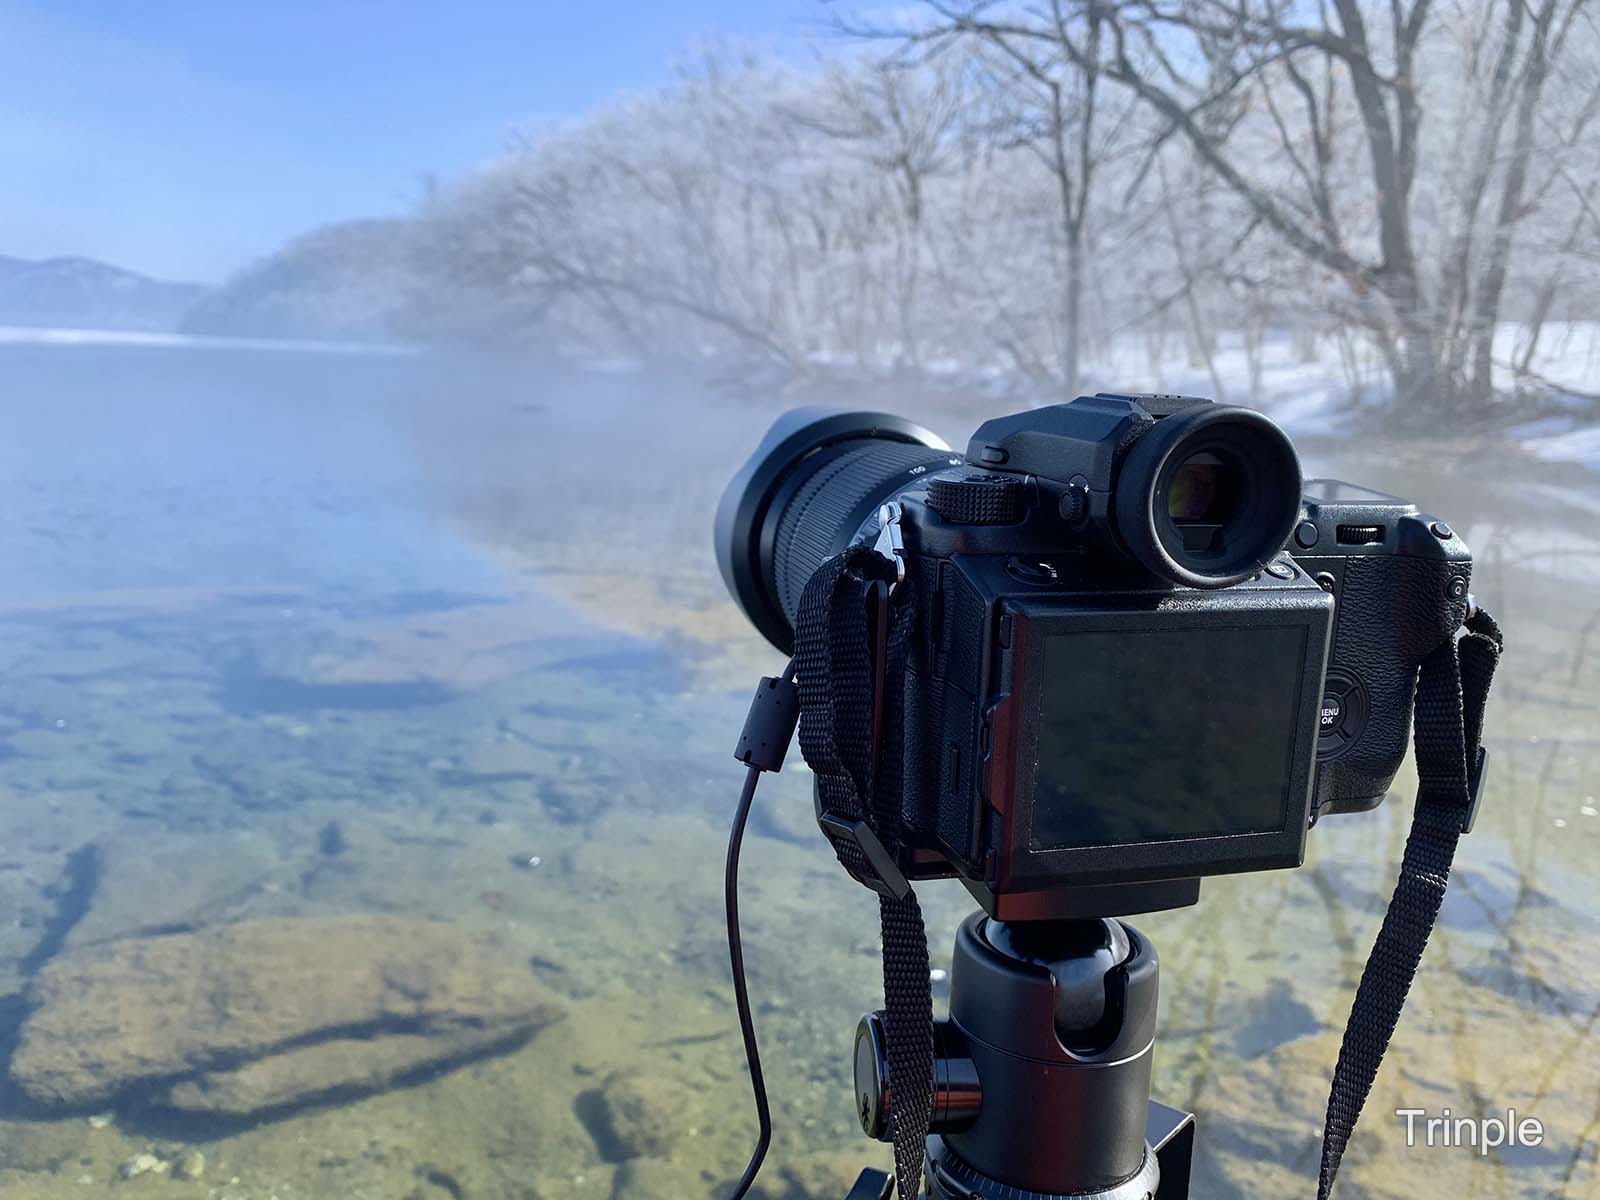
[1167,451,1242,525]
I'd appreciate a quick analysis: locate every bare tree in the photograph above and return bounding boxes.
[1435,0,1600,401]
[1156,154,1229,401]
[784,56,971,367]
[842,4,1134,393]
[869,0,1592,412]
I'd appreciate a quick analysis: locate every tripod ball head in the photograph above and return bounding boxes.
[852,913,1168,1198]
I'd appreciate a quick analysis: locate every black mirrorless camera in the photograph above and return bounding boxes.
[715,394,1473,919]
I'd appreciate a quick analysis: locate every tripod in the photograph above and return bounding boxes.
[845,912,1194,1200]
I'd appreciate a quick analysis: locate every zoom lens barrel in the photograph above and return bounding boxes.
[768,439,955,623]
[714,409,952,653]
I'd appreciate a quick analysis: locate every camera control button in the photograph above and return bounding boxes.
[977,445,1008,465]
[1294,520,1319,549]
[1430,521,1453,539]
[1317,669,1368,758]
[1320,693,1344,734]
[1058,476,1090,525]
[1264,558,1297,580]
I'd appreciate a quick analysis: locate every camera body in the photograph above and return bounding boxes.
[1295,482,1473,813]
[716,395,1473,918]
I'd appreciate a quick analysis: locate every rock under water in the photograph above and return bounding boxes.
[9,914,564,1114]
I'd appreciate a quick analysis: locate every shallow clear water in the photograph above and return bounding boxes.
[0,344,1594,1199]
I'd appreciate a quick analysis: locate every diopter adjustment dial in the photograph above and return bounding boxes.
[926,473,1025,525]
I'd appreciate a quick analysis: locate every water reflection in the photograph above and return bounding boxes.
[0,342,1594,1198]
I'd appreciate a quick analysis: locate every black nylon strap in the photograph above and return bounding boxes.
[877,892,934,1198]
[794,546,933,1200]
[1317,608,1503,1198]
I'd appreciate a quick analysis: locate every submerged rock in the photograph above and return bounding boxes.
[590,1069,699,1160]
[10,915,563,1113]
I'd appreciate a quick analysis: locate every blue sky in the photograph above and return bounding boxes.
[0,1,823,282]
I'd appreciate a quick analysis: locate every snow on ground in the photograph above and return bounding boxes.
[1491,321,1600,400]
[1080,322,1600,468]
[1494,322,1600,470]
[1081,329,1392,440]
[1516,420,1600,471]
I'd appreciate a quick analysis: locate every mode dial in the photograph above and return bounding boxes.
[926,473,1025,525]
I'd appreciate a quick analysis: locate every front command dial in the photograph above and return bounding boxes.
[926,473,1026,525]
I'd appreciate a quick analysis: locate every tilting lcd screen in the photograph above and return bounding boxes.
[1030,625,1308,850]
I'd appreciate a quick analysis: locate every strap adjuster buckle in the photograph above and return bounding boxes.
[1461,745,1489,834]
[817,810,913,900]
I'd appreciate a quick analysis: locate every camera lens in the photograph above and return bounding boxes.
[714,409,952,653]
[1113,406,1300,589]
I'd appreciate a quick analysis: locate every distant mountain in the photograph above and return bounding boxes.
[181,219,424,342]
[0,255,205,332]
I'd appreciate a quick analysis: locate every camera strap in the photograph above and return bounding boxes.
[1316,606,1503,1198]
[793,544,933,1200]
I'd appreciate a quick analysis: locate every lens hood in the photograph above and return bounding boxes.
[714,408,948,653]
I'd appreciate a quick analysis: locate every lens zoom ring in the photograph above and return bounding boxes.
[772,440,949,621]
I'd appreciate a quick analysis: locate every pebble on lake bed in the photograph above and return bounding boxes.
[173,1150,206,1181]
[119,1153,169,1180]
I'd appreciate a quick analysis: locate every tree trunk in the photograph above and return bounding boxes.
[1244,312,1266,399]
[1395,319,1447,411]
[1515,269,1563,378]
[1063,223,1083,395]
[1466,0,1560,408]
